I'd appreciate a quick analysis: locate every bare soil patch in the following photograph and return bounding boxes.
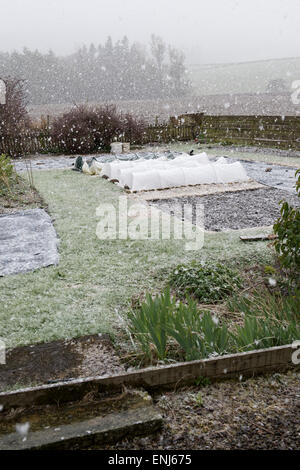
[97,371,300,450]
[0,334,125,392]
[0,175,44,215]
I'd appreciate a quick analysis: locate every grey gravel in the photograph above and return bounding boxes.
[13,155,77,172]
[218,157,298,193]
[0,208,59,276]
[13,151,179,172]
[150,188,300,231]
[207,144,300,159]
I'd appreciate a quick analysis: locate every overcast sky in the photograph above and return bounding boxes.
[0,0,299,64]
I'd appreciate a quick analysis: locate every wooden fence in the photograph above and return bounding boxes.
[201,115,300,149]
[0,114,299,156]
[145,114,300,150]
[0,133,60,156]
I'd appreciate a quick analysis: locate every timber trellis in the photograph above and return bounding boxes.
[0,114,299,156]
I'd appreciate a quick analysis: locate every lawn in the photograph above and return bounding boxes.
[0,169,274,349]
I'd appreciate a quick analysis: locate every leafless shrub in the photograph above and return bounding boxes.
[0,77,30,135]
[121,112,146,145]
[51,104,146,153]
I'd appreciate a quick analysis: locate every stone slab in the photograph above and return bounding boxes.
[0,405,162,450]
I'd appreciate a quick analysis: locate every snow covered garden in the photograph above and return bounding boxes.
[1,0,300,451]
[0,65,299,451]
[0,143,299,351]
[0,141,299,448]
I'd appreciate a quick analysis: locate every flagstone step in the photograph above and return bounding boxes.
[0,390,163,450]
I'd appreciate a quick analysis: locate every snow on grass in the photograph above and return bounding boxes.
[0,169,274,348]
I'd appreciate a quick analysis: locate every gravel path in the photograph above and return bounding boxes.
[207,144,300,159]
[13,155,78,172]
[150,188,300,231]
[12,151,177,173]
[221,157,298,193]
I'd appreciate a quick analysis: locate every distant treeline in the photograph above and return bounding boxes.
[0,36,191,105]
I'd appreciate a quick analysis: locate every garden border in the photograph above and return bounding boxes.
[0,344,298,409]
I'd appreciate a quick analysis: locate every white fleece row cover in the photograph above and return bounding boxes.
[101,153,249,191]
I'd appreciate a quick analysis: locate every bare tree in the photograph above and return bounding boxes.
[0,77,29,135]
[150,35,166,72]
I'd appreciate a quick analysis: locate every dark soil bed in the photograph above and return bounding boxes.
[0,175,44,215]
[0,334,124,392]
[97,371,300,450]
[150,188,300,231]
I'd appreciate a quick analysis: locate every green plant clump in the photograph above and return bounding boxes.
[127,289,176,360]
[127,289,231,361]
[229,290,300,351]
[169,262,242,303]
[127,288,300,362]
[0,154,14,189]
[273,169,300,276]
[168,299,230,360]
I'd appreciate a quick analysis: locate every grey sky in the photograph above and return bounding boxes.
[0,0,299,64]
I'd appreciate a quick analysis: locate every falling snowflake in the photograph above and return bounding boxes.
[16,422,30,440]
